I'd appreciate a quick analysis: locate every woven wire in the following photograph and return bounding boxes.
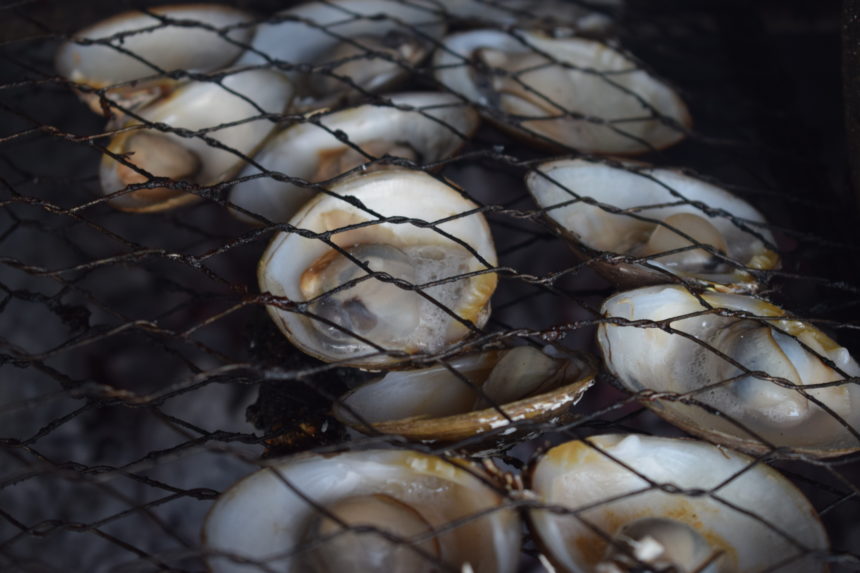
[1,0,859,571]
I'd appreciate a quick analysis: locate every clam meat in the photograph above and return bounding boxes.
[202,449,521,573]
[55,5,255,115]
[334,345,596,444]
[229,92,479,223]
[526,158,779,291]
[434,29,690,154]
[598,285,860,456]
[100,68,293,212]
[528,434,829,572]
[258,169,497,368]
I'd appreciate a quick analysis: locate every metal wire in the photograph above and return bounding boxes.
[1,0,859,571]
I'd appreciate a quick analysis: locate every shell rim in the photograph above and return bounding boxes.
[333,349,599,442]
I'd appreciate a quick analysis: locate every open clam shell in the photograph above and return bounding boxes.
[333,345,597,445]
[526,159,779,292]
[242,0,446,107]
[229,92,480,224]
[434,29,690,154]
[257,169,497,368]
[202,449,521,573]
[528,434,829,572]
[100,68,293,212]
[55,5,254,115]
[598,285,860,456]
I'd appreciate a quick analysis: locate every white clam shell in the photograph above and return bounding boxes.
[333,345,597,444]
[526,158,779,291]
[528,434,829,572]
[434,29,690,154]
[229,92,479,224]
[241,0,446,104]
[597,285,860,456]
[202,449,521,573]
[257,169,497,368]
[55,5,255,114]
[100,68,293,212]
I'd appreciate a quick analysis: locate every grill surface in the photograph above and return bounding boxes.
[1,0,858,571]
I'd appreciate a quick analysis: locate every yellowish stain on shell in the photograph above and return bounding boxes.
[572,500,739,570]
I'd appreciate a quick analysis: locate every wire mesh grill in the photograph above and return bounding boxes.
[1,0,859,571]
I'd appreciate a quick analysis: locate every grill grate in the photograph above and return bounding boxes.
[1,0,859,571]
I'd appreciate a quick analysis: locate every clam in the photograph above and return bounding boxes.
[258,169,497,368]
[202,449,521,573]
[55,5,255,115]
[528,434,829,572]
[434,29,690,154]
[100,68,293,212]
[526,159,779,291]
[333,345,596,445]
[229,92,480,223]
[598,285,860,456]
[241,0,447,107]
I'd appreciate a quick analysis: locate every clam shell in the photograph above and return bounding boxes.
[434,29,690,154]
[526,158,779,292]
[528,434,829,572]
[229,92,480,224]
[598,285,860,456]
[55,5,254,114]
[242,0,446,105]
[257,169,497,368]
[333,346,597,445]
[202,449,521,573]
[100,68,293,212]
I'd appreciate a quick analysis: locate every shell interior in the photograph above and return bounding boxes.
[257,169,498,368]
[598,285,860,456]
[527,158,779,290]
[241,0,447,104]
[434,29,690,154]
[100,68,293,211]
[55,5,254,113]
[229,92,480,224]
[202,449,521,573]
[528,434,829,573]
